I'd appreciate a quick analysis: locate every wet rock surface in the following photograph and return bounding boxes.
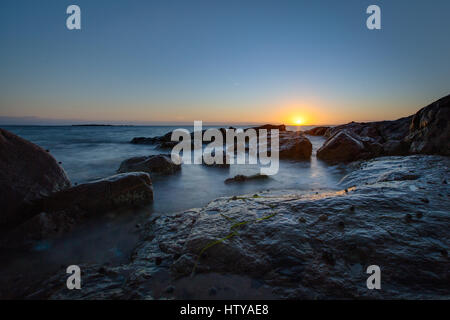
[0,128,71,231]
[118,154,181,175]
[15,155,450,299]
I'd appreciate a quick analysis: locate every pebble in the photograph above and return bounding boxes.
[318,214,328,222]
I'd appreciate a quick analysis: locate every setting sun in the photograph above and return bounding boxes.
[291,116,306,125]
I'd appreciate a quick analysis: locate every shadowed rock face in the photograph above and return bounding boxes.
[315,95,449,162]
[1,172,154,246]
[0,128,71,231]
[39,172,153,213]
[118,154,181,175]
[19,155,449,300]
[317,131,374,162]
[406,94,450,155]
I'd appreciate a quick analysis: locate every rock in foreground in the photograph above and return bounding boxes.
[21,155,450,299]
[0,128,71,231]
[2,172,154,245]
[39,172,154,214]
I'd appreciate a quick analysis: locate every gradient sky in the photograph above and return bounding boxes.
[0,0,449,125]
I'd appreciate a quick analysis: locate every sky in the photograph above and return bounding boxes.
[0,0,449,125]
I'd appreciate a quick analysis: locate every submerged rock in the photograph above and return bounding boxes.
[118,154,181,175]
[17,155,449,300]
[224,173,269,184]
[0,128,71,231]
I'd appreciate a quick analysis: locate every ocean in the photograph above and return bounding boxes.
[2,125,347,214]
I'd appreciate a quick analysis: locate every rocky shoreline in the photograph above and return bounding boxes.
[0,95,449,299]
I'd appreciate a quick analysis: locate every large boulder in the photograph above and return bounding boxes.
[118,154,181,175]
[405,94,450,155]
[317,131,367,162]
[0,128,71,231]
[38,172,153,214]
[2,172,154,246]
[278,132,312,159]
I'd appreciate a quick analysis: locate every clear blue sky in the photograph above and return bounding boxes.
[0,0,449,125]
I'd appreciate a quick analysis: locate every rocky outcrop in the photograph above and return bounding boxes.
[405,94,450,155]
[304,126,329,136]
[118,154,181,175]
[317,95,450,162]
[0,128,71,231]
[17,155,449,299]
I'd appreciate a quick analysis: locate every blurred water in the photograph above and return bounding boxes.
[2,125,347,214]
[0,125,352,293]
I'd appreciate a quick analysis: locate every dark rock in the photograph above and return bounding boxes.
[118,154,181,175]
[405,95,450,155]
[317,131,367,162]
[317,95,450,162]
[0,129,71,231]
[224,174,269,184]
[304,126,330,136]
[250,124,286,132]
[278,132,312,159]
[39,172,153,214]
